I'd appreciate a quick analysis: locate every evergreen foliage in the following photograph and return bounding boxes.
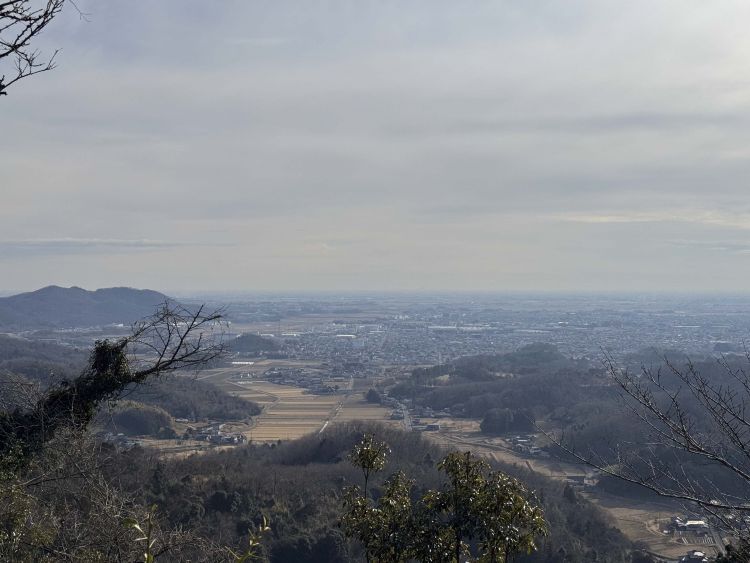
[342,436,547,563]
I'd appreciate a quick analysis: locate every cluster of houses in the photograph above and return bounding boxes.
[261,367,348,394]
[678,550,709,563]
[411,404,452,419]
[183,423,247,445]
[101,432,139,449]
[380,394,448,432]
[510,435,550,458]
[563,473,599,489]
[666,516,710,537]
[381,394,451,418]
[411,418,441,432]
[661,517,714,563]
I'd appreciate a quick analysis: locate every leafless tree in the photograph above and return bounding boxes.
[0,302,229,560]
[550,351,750,545]
[0,426,231,561]
[0,302,226,463]
[0,0,66,96]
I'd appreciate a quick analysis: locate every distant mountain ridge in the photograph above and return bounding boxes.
[0,285,171,328]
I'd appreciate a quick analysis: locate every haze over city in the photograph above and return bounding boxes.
[3,1,750,293]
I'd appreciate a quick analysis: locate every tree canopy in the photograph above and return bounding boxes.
[341,434,547,563]
[0,0,65,97]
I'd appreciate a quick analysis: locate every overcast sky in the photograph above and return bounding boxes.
[3,1,750,294]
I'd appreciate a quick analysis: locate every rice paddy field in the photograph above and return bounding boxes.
[191,363,394,443]
[244,382,340,442]
[335,394,393,424]
[235,381,397,442]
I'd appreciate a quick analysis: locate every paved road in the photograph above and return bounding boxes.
[401,406,411,431]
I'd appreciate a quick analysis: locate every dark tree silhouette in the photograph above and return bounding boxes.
[0,0,66,96]
[0,302,225,463]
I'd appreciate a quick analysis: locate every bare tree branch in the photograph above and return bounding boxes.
[544,351,750,533]
[0,0,65,96]
[0,301,227,463]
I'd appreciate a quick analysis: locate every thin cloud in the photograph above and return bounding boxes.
[225,36,290,48]
[0,238,233,256]
[666,240,750,254]
[554,212,750,230]
[389,112,748,138]
[2,238,184,248]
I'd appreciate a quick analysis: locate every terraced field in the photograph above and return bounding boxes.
[244,382,340,441]
[193,365,395,443]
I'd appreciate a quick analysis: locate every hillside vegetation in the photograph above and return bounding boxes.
[0,336,260,424]
[229,333,280,355]
[128,376,262,421]
[112,422,634,562]
[0,334,86,383]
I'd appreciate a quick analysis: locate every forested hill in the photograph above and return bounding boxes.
[389,343,604,419]
[0,333,86,382]
[229,333,280,354]
[0,285,170,328]
[115,422,634,562]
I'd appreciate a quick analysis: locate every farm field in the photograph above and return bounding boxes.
[194,364,394,442]
[232,381,340,442]
[335,393,394,425]
[232,382,400,442]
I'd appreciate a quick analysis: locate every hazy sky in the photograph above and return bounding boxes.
[3,1,750,293]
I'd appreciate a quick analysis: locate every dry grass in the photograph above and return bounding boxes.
[335,395,392,423]
[237,382,341,442]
